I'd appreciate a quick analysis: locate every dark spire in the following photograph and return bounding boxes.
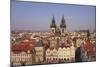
[60,15,66,28]
[50,16,56,28]
[87,29,90,37]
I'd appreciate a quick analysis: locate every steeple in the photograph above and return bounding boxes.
[87,29,90,37]
[60,15,66,28]
[50,16,57,35]
[50,16,56,28]
[60,15,67,36]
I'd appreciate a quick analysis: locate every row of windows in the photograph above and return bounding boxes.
[46,48,75,52]
[11,58,32,62]
[35,50,43,52]
[12,55,32,58]
[46,51,75,55]
[12,63,21,66]
[46,53,75,56]
[12,54,32,57]
[46,51,73,53]
[46,54,75,57]
[12,62,32,66]
[36,54,43,56]
[46,57,75,61]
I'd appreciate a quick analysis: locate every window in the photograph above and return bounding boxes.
[62,29,64,33]
[52,29,54,33]
[56,58,57,60]
[64,58,66,61]
[53,58,55,60]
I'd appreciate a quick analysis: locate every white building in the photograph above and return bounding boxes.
[11,51,33,66]
[46,44,75,63]
[35,39,44,63]
[11,44,35,66]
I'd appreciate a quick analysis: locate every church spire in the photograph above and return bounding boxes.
[50,16,56,28]
[60,15,66,28]
[60,15,67,36]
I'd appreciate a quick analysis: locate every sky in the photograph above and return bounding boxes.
[11,0,96,32]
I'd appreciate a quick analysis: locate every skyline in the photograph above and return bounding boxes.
[11,0,96,32]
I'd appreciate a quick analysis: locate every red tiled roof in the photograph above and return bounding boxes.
[83,40,95,56]
[12,41,36,52]
[12,45,31,51]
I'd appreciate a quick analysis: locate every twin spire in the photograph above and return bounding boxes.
[60,15,66,28]
[50,16,56,28]
[50,16,66,28]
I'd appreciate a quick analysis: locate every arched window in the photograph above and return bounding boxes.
[62,29,64,33]
[64,58,66,61]
[56,58,57,60]
[52,29,54,33]
[67,58,69,61]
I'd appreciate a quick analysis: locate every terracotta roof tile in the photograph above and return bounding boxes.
[83,40,95,56]
[12,41,36,52]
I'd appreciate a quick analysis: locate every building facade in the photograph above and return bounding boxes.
[34,39,45,63]
[46,16,75,63]
[46,45,75,63]
[11,42,35,66]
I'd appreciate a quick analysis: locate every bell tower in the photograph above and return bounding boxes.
[50,16,57,35]
[60,15,66,36]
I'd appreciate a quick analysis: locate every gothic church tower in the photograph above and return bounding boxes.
[50,16,57,36]
[60,16,67,36]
